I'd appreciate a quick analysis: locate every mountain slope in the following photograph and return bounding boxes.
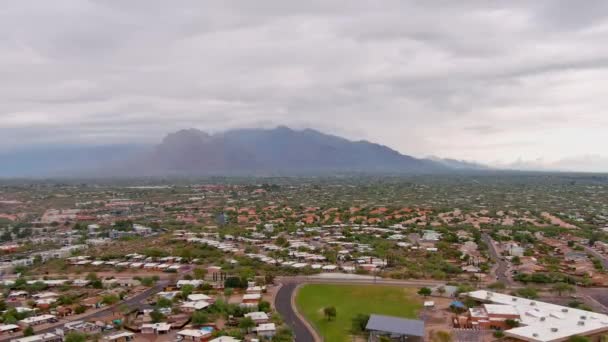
[130,126,447,175]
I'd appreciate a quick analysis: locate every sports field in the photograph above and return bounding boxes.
[296,284,423,341]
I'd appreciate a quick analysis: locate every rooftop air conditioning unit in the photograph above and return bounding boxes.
[562,308,568,313]
[512,298,517,302]
[551,328,558,332]
[581,316,587,320]
[578,321,585,326]
[540,317,546,321]
[533,333,539,337]
[530,302,536,306]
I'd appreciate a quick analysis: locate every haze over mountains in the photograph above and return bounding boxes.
[0,126,488,177]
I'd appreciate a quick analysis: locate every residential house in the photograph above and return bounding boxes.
[140,323,171,335]
[102,331,135,342]
[255,323,276,338]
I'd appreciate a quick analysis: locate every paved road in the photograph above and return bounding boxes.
[482,233,512,286]
[275,282,315,342]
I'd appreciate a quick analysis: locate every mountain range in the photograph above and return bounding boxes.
[0,126,488,177]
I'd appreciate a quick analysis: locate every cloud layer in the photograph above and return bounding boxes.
[1,1,608,170]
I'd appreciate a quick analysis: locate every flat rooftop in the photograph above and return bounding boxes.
[467,290,608,342]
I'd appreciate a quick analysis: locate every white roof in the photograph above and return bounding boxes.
[103,331,135,340]
[467,290,608,342]
[245,311,269,321]
[188,293,212,301]
[19,314,55,324]
[243,293,261,300]
[141,322,171,331]
[33,291,58,299]
[209,337,241,342]
[256,323,276,332]
[484,304,519,316]
[0,324,19,331]
[177,279,203,286]
[10,333,59,342]
[177,329,204,338]
[181,300,210,310]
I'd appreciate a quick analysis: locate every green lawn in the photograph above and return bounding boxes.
[296,284,423,342]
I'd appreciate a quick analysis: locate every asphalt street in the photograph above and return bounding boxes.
[275,282,315,342]
[482,233,511,286]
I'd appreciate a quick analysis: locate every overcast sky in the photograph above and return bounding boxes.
[2,1,608,171]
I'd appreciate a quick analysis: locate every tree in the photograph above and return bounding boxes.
[65,331,87,342]
[156,297,172,308]
[437,286,446,296]
[275,236,289,247]
[264,273,276,285]
[86,272,99,282]
[511,256,522,265]
[23,326,34,337]
[351,314,370,334]
[191,311,208,325]
[193,268,207,280]
[505,319,519,328]
[239,317,255,332]
[258,300,271,312]
[90,279,103,289]
[418,287,432,297]
[3,314,17,324]
[181,284,195,299]
[57,295,75,305]
[150,309,164,323]
[224,276,246,289]
[102,294,119,305]
[493,330,505,338]
[323,306,336,321]
[551,282,575,297]
[272,327,294,342]
[568,336,590,342]
[516,287,538,299]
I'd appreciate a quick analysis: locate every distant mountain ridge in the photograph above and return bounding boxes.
[132,126,449,176]
[0,126,492,177]
[427,156,490,170]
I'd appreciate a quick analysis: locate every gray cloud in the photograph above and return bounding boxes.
[1,1,608,171]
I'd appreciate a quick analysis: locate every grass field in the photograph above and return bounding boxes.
[296,284,423,341]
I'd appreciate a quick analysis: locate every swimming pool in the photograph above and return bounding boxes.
[200,326,214,334]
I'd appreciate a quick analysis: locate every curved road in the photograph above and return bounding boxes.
[275,282,315,342]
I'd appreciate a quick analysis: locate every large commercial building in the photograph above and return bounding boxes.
[466,290,608,341]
